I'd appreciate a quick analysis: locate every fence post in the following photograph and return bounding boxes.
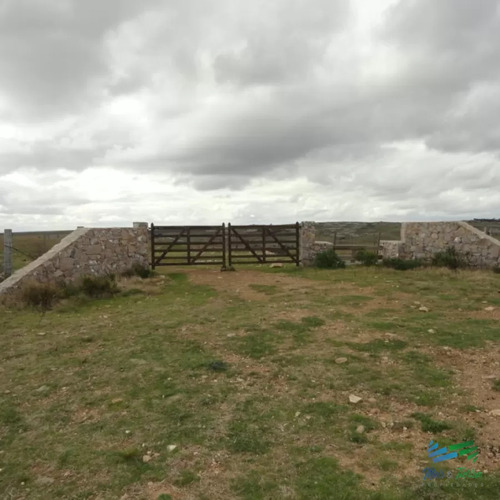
[3,229,13,278]
[150,223,155,270]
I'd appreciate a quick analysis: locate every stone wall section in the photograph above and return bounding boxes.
[299,222,317,266]
[399,221,500,267]
[0,225,149,296]
[379,240,403,259]
[300,220,500,268]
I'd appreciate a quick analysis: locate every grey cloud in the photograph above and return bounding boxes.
[0,0,160,119]
[213,0,350,86]
[381,0,500,153]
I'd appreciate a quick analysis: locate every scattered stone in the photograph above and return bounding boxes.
[142,454,152,463]
[428,329,435,334]
[295,411,301,418]
[35,476,55,486]
[368,397,377,404]
[335,357,348,364]
[484,306,496,312]
[270,263,283,268]
[37,332,46,336]
[349,394,362,404]
[130,358,147,365]
[226,333,236,337]
[419,306,429,312]
[167,445,177,452]
[489,409,500,417]
[125,430,131,434]
[35,385,50,393]
[111,398,123,404]
[356,425,365,434]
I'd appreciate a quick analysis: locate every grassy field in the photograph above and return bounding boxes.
[1,265,500,499]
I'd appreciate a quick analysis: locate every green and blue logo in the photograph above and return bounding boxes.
[423,439,483,483]
[427,440,479,464]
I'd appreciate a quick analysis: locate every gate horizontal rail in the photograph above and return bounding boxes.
[151,222,301,269]
[151,223,226,268]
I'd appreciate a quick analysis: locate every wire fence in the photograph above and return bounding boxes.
[1,230,70,278]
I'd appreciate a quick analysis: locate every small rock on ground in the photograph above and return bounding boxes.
[349,394,362,404]
[35,476,55,486]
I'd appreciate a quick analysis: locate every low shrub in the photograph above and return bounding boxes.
[382,258,423,271]
[314,249,346,269]
[20,282,59,311]
[80,274,119,298]
[354,249,379,266]
[121,262,154,279]
[56,280,81,298]
[492,266,500,274]
[431,247,467,270]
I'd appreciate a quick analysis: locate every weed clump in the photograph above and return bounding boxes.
[80,274,119,298]
[314,249,346,269]
[20,282,59,311]
[431,247,468,270]
[354,249,379,266]
[382,258,423,271]
[411,412,452,433]
[121,262,154,279]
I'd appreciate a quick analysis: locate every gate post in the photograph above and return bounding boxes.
[221,223,227,271]
[227,223,234,270]
[150,223,155,270]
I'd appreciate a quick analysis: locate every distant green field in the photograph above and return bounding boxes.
[314,221,401,244]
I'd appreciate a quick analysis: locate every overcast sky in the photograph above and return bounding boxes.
[1,0,500,231]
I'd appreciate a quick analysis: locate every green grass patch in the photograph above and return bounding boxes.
[411,412,453,433]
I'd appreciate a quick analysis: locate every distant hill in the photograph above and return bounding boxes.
[314,221,401,244]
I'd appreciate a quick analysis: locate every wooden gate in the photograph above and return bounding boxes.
[151,224,226,269]
[227,223,300,267]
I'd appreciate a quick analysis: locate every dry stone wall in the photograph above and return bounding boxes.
[379,240,403,259]
[299,222,317,266]
[0,225,149,296]
[379,221,500,268]
[399,221,500,268]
